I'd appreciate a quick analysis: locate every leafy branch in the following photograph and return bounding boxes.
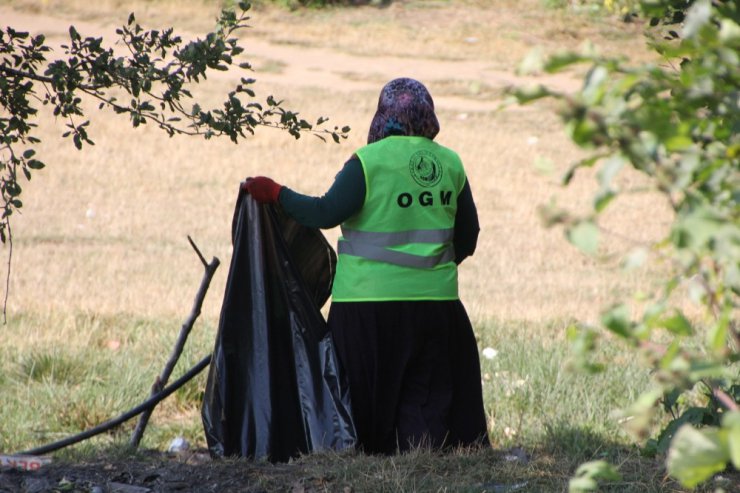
[511,0,739,489]
[0,1,350,319]
[0,1,349,237]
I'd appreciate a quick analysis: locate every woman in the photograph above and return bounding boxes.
[244,78,488,454]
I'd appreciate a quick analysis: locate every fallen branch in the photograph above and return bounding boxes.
[129,236,220,447]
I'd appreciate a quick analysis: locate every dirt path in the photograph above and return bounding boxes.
[0,5,579,113]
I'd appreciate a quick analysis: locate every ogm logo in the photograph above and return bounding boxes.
[408,151,442,188]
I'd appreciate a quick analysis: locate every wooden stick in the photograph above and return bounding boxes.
[129,236,220,448]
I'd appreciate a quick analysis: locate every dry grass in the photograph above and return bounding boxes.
[5,83,671,326]
[1,0,669,324]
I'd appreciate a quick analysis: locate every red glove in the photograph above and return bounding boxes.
[243,176,282,204]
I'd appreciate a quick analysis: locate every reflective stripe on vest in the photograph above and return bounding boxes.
[341,227,454,246]
[338,227,455,268]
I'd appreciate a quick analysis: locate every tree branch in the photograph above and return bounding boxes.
[712,387,739,412]
[80,89,201,137]
[2,218,12,324]
[129,237,220,447]
[0,65,54,84]
[0,65,101,92]
[187,234,208,268]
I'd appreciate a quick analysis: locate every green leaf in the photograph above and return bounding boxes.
[561,165,577,186]
[568,477,597,493]
[682,0,712,39]
[666,425,729,488]
[656,407,713,454]
[622,247,647,271]
[659,311,693,336]
[719,19,740,44]
[582,66,608,105]
[567,220,599,255]
[561,153,606,185]
[534,156,554,174]
[659,340,683,370]
[664,135,693,152]
[662,388,683,413]
[517,47,543,75]
[593,189,615,213]
[510,85,551,104]
[574,460,621,481]
[544,51,586,73]
[728,424,740,470]
[6,183,22,197]
[723,412,740,429]
[566,117,599,148]
[706,310,729,353]
[672,207,723,249]
[596,154,625,189]
[601,304,632,338]
[623,388,663,440]
[566,324,605,374]
[722,413,740,470]
[569,460,621,493]
[688,360,730,380]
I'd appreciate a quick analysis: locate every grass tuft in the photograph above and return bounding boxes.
[15,349,86,385]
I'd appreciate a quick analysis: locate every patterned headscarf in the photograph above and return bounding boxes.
[367,78,440,144]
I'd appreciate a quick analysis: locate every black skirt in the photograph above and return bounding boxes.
[327,300,489,454]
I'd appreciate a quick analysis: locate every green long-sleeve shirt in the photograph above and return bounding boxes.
[278,157,479,264]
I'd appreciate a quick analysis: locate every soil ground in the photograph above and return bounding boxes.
[1,452,317,493]
[1,447,540,493]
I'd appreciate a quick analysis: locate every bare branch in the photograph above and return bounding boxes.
[712,387,739,412]
[187,235,208,268]
[2,218,12,324]
[129,237,219,447]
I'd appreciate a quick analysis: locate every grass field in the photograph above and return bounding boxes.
[0,0,705,491]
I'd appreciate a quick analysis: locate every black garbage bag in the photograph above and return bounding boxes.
[201,191,356,462]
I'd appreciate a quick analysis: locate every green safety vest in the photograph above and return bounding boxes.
[332,136,466,301]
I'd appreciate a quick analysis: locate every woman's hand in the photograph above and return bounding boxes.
[242,176,283,204]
